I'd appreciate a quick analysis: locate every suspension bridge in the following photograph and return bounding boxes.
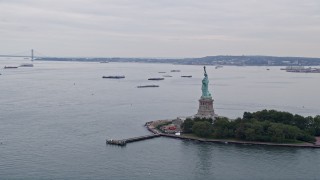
[0,49,47,60]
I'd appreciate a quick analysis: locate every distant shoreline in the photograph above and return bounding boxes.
[35,55,320,66]
[146,120,320,149]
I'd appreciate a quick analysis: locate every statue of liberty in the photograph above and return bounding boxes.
[201,66,211,98]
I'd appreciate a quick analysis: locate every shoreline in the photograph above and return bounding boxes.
[145,120,320,149]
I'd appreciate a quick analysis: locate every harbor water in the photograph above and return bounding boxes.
[0,58,320,179]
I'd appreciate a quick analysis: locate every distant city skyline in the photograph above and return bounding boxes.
[0,0,319,58]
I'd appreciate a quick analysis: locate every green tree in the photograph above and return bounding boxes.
[313,116,320,136]
[283,126,300,140]
[235,123,246,139]
[293,114,309,130]
[181,118,194,133]
[243,112,253,120]
[244,128,256,141]
[213,117,230,138]
[297,132,315,143]
[268,123,285,143]
[194,117,213,124]
[192,121,213,138]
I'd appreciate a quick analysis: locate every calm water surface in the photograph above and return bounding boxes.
[0,58,320,179]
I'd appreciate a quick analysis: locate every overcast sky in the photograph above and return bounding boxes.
[0,0,319,58]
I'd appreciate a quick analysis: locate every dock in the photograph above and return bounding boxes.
[106,134,161,146]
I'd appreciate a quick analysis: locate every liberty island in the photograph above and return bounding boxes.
[107,66,320,148]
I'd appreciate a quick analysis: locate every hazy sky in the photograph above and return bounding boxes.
[0,0,319,57]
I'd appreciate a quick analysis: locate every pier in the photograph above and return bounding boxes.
[106,134,161,146]
[107,132,320,148]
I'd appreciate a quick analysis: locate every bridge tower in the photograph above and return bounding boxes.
[31,49,34,61]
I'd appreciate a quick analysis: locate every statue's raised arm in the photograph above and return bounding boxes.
[204,66,207,76]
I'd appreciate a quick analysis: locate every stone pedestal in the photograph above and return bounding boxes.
[195,97,216,119]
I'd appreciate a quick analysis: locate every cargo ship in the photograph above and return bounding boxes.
[4,66,18,69]
[148,78,164,80]
[137,85,159,88]
[102,76,125,79]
